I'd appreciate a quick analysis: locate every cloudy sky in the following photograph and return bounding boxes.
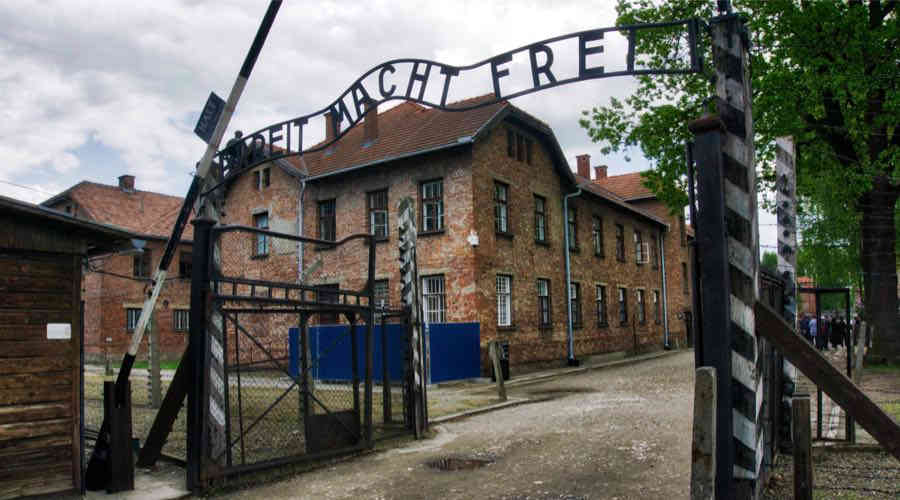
[0,0,777,251]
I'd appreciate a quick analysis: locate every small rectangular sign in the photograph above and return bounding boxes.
[47,323,71,340]
[194,91,225,144]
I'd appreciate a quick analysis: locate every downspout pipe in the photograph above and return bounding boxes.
[660,233,670,348]
[563,188,582,365]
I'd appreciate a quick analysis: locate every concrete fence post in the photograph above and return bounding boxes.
[691,366,717,500]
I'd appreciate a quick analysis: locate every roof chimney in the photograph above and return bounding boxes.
[594,165,607,180]
[118,175,135,192]
[325,111,337,142]
[576,154,591,178]
[363,100,378,144]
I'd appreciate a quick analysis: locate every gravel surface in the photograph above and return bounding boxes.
[220,351,695,499]
[763,448,900,499]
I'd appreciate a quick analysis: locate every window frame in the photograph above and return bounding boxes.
[422,274,446,323]
[618,287,628,326]
[570,282,582,328]
[592,216,604,257]
[536,278,551,329]
[653,290,661,324]
[126,308,141,332]
[567,206,578,251]
[634,230,644,265]
[636,289,646,325]
[596,284,608,327]
[534,195,547,243]
[316,283,340,324]
[651,234,659,269]
[253,212,269,257]
[420,179,445,233]
[615,224,625,262]
[174,309,189,332]
[317,199,337,242]
[178,251,192,278]
[367,189,389,241]
[494,182,510,235]
[496,274,513,327]
[133,249,152,278]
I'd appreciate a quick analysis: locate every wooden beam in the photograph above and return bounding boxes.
[136,349,190,468]
[792,395,813,500]
[754,300,900,461]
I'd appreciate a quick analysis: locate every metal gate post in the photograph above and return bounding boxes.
[365,235,375,446]
[690,115,734,500]
[187,216,214,490]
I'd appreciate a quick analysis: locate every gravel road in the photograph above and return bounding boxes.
[220,351,696,500]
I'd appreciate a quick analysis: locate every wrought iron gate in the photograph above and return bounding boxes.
[190,222,420,481]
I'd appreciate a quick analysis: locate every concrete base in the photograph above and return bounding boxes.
[79,463,189,500]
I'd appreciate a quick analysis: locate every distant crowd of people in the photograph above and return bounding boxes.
[798,313,863,351]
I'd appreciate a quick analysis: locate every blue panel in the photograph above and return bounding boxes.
[287,322,481,383]
[427,323,481,383]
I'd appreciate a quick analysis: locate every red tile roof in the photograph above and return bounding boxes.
[593,171,655,201]
[42,181,193,241]
[575,174,667,228]
[282,95,507,179]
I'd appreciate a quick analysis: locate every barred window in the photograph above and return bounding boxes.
[636,289,646,324]
[126,308,141,332]
[618,287,628,325]
[634,230,643,263]
[421,180,444,232]
[653,290,661,324]
[422,275,446,323]
[254,212,269,256]
[174,310,189,332]
[316,284,340,324]
[534,195,547,242]
[570,282,582,327]
[374,279,389,311]
[537,279,551,328]
[651,234,659,269]
[496,275,512,327]
[592,216,604,257]
[567,206,578,250]
[318,199,336,241]
[596,285,608,326]
[494,182,509,233]
[368,189,388,240]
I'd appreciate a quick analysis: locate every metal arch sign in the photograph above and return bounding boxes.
[213,18,702,178]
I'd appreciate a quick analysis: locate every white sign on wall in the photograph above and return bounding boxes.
[46,323,72,340]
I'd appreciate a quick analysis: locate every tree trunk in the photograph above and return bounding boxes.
[859,178,900,363]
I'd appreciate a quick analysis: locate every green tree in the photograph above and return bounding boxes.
[581,0,899,358]
[760,250,778,274]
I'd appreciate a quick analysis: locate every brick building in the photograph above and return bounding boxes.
[42,176,193,362]
[219,95,689,374]
[591,167,696,347]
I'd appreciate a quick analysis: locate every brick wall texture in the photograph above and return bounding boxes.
[217,112,694,375]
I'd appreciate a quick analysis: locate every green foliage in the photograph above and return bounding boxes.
[760,250,777,273]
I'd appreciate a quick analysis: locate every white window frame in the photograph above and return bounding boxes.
[537,278,551,327]
[494,183,509,233]
[496,275,512,326]
[422,180,444,232]
[126,308,141,331]
[636,289,646,324]
[596,284,607,326]
[422,275,446,323]
[174,309,189,332]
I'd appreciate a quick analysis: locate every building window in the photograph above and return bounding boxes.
[507,129,531,164]
[507,129,515,158]
[374,279,389,312]
[615,224,625,261]
[174,310,189,332]
[254,212,269,256]
[618,287,628,325]
[368,189,388,240]
[680,214,686,247]
[651,234,659,269]
[126,308,141,332]
[422,275,446,323]
[526,139,533,165]
[634,230,644,264]
[570,282,582,327]
[516,134,525,162]
[496,275,512,327]
[318,199,336,241]
[596,284,608,326]
[316,284,340,324]
[567,206,578,250]
[683,262,690,295]
[421,180,444,232]
[592,216,604,257]
[537,279,551,328]
[653,290,661,324]
[494,182,509,234]
[636,289,646,324]
[534,195,547,243]
[253,167,270,190]
[179,251,192,278]
[133,249,152,278]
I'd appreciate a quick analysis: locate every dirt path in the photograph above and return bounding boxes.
[220,351,695,500]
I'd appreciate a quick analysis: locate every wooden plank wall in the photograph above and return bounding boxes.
[0,251,81,499]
